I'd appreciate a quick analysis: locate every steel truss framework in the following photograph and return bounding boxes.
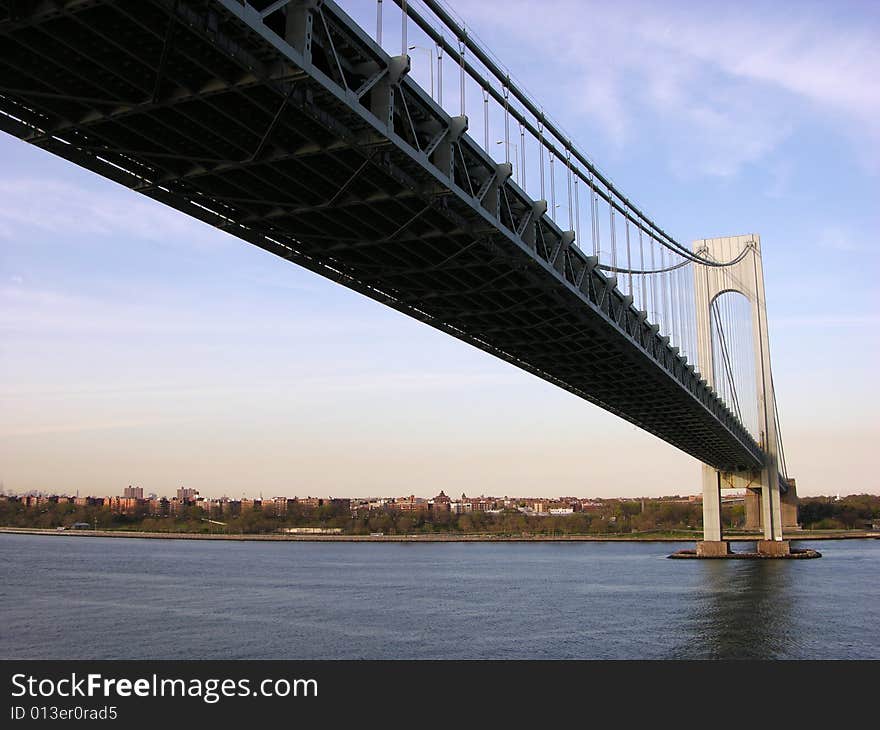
[0,0,765,471]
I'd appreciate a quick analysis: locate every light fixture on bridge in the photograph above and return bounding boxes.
[408,44,435,99]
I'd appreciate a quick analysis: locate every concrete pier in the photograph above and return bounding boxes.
[757,539,791,557]
[671,540,820,559]
[696,540,731,557]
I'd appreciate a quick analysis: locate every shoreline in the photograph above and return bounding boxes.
[1,526,877,543]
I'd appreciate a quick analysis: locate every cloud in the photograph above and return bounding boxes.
[0,178,226,249]
[654,5,880,132]
[815,226,879,255]
[0,283,385,338]
[445,0,879,176]
[0,418,178,439]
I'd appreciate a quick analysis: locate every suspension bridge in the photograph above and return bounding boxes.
[0,0,796,554]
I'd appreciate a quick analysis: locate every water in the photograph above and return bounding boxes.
[1,534,878,659]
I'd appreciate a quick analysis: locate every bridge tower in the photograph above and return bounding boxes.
[692,234,793,556]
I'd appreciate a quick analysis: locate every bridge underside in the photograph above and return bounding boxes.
[0,0,764,472]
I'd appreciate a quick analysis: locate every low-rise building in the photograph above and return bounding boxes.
[393,495,428,512]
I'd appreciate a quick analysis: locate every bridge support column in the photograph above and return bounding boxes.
[693,234,787,546]
[701,466,723,542]
[698,466,729,556]
[759,466,783,542]
[781,478,799,530]
[744,487,762,531]
[745,479,799,532]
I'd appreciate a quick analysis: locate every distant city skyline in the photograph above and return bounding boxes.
[1,485,728,501]
[1,0,878,499]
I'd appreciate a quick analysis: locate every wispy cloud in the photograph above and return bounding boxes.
[0,178,226,248]
[455,0,879,176]
[651,5,880,132]
[815,226,879,255]
[0,283,385,337]
[0,418,178,439]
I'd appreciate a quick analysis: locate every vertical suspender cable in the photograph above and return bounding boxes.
[710,295,718,399]
[684,264,691,355]
[714,297,724,403]
[734,288,740,415]
[684,263,697,364]
[589,173,597,258]
[459,37,466,116]
[436,40,443,105]
[660,246,672,337]
[724,265,732,391]
[666,247,672,336]
[671,256,677,347]
[650,236,657,323]
[745,297,750,416]
[692,266,699,367]
[726,298,732,407]
[675,264,683,355]
[377,0,383,45]
[754,244,771,446]
[739,286,746,411]
[566,151,573,231]
[687,267,694,363]
[730,287,737,414]
[735,286,743,417]
[730,289,736,405]
[538,120,545,201]
[661,246,669,336]
[771,371,789,478]
[718,273,725,400]
[745,296,755,433]
[703,260,711,379]
[677,261,685,353]
[549,155,556,221]
[503,83,510,163]
[401,0,407,55]
[693,267,699,363]
[638,225,646,312]
[685,265,693,360]
[713,301,741,419]
[681,260,688,353]
[671,253,678,348]
[483,88,489,148]
[519,123,525,190]
[609,195,617,271]
[624,209,633,297]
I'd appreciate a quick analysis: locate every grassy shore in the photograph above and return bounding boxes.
[1,526,877,543]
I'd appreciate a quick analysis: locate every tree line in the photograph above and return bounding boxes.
[2,494,877,535]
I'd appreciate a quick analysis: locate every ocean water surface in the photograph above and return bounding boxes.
[1,534,877,659]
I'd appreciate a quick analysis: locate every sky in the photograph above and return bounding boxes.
[1,0,878,500]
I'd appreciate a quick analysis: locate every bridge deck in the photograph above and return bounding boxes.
[0,0,764,471]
